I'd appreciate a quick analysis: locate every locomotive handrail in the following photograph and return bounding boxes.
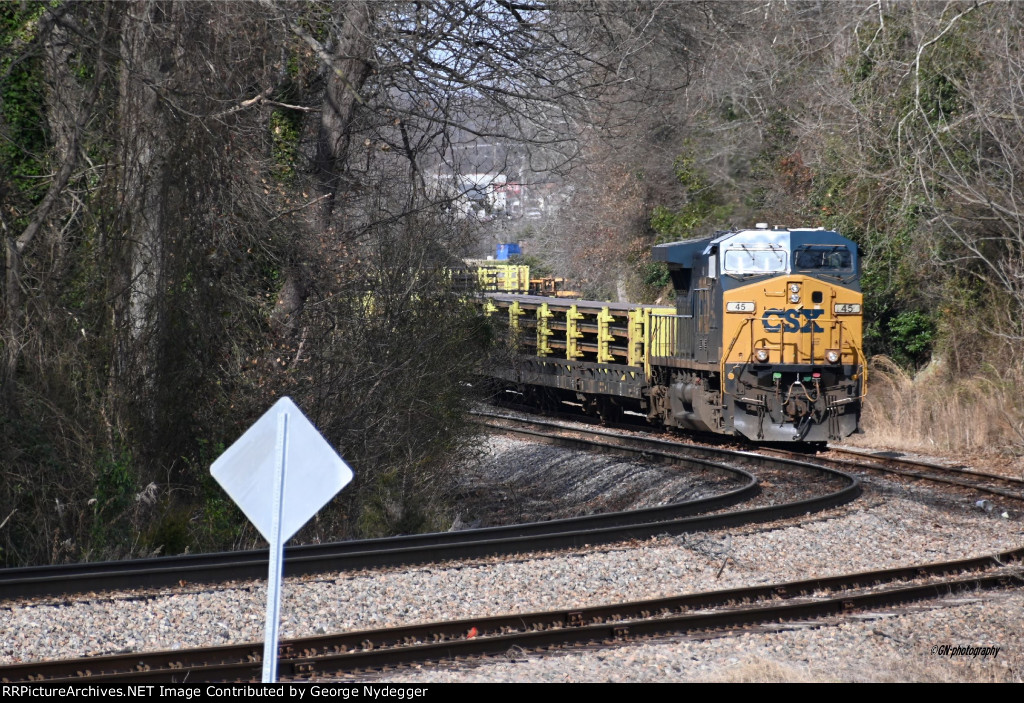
[838,318,868,398]
[648,312,695,362]
[719,316,754,405]
[720,315,867,401]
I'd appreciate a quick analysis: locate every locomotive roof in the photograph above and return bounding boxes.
[651,227,851,269]
[650,236,715,267]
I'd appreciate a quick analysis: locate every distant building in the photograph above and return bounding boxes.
[428,172,513,218]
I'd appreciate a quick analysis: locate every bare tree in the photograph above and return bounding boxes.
[897,3,1024,344]
[1,0,690,564]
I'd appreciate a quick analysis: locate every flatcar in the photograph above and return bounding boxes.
[482,224,865,443]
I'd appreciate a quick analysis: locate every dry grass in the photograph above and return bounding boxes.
[698,656,828,683]
[697,652,1022,683]
[848,356,1024,465]
[868,655,1024,683]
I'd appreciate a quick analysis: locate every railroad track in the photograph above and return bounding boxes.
[480,410,1024,517]
[3,547,1020,682]
[498,396,1024,503]
[0,416,860,602]
[6,413,1023,682]
[757,444,1024,508]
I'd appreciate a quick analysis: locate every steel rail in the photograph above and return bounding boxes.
[827,446,1024,491]
[763,445,1024,504]
[0,419,860,601]
[4,546,1020,682]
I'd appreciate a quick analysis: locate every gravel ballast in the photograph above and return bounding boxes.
[375,590,1023,683]
[1,434,1022,682]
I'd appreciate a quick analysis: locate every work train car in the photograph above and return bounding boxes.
[483,225,866,443]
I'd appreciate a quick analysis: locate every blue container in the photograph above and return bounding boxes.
[496,243,522,260]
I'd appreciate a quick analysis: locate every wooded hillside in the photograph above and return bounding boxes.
[2,1,1022,566]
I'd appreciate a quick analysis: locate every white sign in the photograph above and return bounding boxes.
[211,396,352,542]
[211,396,352,682]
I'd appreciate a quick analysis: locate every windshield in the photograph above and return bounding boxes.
[793,245,853,272]
[723,247,787,275]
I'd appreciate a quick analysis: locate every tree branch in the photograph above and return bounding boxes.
[15,3,110,255]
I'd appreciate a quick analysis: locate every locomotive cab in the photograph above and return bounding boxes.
[650,225,865,442]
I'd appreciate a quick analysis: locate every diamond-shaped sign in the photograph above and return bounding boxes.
[211,397,352,543]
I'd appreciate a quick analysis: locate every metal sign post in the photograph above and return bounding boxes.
[262,410,288,682]
[211,397,353,683]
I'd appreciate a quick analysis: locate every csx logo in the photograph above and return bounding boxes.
[762,308,824,333]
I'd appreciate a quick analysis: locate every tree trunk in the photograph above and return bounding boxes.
[1,4,111,403]
[273,2,374,335]
[313,1,374,232]
[114,0,173,383]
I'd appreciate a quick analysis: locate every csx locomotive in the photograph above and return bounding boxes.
[483,225,865,443]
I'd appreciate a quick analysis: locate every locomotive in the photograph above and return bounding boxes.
[483,225,865,443]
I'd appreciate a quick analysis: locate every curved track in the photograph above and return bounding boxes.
[5,413,1023,682]
[0,417,860,601]
[756,444,1024,507]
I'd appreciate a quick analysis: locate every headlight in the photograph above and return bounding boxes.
[789,293,801,303]
[789,283,800,293]
[825,349,840,364]
[754,348,770,363]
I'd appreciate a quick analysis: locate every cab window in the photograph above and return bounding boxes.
[723,247,786,275]
[793,245,853,272]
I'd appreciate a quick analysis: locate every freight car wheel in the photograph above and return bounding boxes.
[598,397,623,425]
[523,385,560,415]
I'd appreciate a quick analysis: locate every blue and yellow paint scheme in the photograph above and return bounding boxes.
[650,226,865,442]
[483,226,865,443]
